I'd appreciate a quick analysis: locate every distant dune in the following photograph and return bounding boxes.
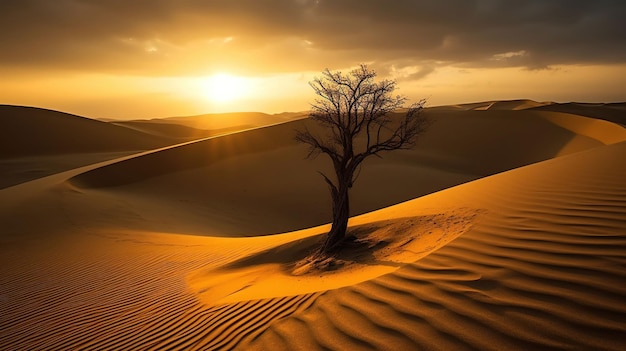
[1,100,625,350]
[456,99,553,111]
[0,106,297,189]
[112,111,306,140]
[135,111,307,129]
[0,105,174,158]
[530,102,626,126]
[111,120,250,140]
[0,105,175,188]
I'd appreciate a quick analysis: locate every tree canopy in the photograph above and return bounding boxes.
[296,64,429,253]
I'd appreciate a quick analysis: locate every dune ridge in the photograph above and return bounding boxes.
[531,102,626,126]
[132,111,307,131]
[111,110,308,140]
[69,120,302,189]
[111,121,253,141]
[440,99,552,111]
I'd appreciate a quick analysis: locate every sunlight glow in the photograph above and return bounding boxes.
[203,73,247,103]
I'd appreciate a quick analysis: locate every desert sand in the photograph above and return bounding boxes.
[1,100,625,350]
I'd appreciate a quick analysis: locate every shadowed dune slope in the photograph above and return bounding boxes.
[0,105,174,158]
[0,151,143,190]
[68,109,626,235]
[70,120,303,189]
[0,105,186,189]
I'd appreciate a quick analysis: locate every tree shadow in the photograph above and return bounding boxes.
[223,210,478,276]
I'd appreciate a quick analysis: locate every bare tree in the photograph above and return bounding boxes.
[296,64,429,254]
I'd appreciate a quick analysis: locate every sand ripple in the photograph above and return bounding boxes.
[0,233,318,350]
[245,142,626,350]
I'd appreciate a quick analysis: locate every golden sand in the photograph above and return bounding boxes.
[1,100,625,350]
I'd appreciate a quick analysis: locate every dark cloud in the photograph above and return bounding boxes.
[0,0,624,75]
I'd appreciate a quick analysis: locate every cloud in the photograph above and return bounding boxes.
[1,0,624,75]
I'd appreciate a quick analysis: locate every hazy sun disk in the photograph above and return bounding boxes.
[204,73,247,103]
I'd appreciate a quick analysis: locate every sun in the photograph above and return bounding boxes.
[204,73,246,103]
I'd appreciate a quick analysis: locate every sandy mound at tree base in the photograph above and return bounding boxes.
[189,210,477,306]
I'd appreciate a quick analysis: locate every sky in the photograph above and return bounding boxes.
[1,0,625,119]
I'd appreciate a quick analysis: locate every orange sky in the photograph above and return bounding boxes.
[1,1,625,119]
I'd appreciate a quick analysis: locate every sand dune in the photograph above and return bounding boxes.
[111,111,309,140]
[531,102,626,126]
[0,106,290,189]
[0,105,174,158]
[67,107,626,235]
[0,105,179,189]
[134,111,307,131]
[1,101,625,350]
[0,151,140,190]
[111,120,249,140]
[440,99,553,111]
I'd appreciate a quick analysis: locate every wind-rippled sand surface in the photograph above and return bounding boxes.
[247,142,626,350]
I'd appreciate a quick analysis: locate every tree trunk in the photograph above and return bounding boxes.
[320,184,350,254]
